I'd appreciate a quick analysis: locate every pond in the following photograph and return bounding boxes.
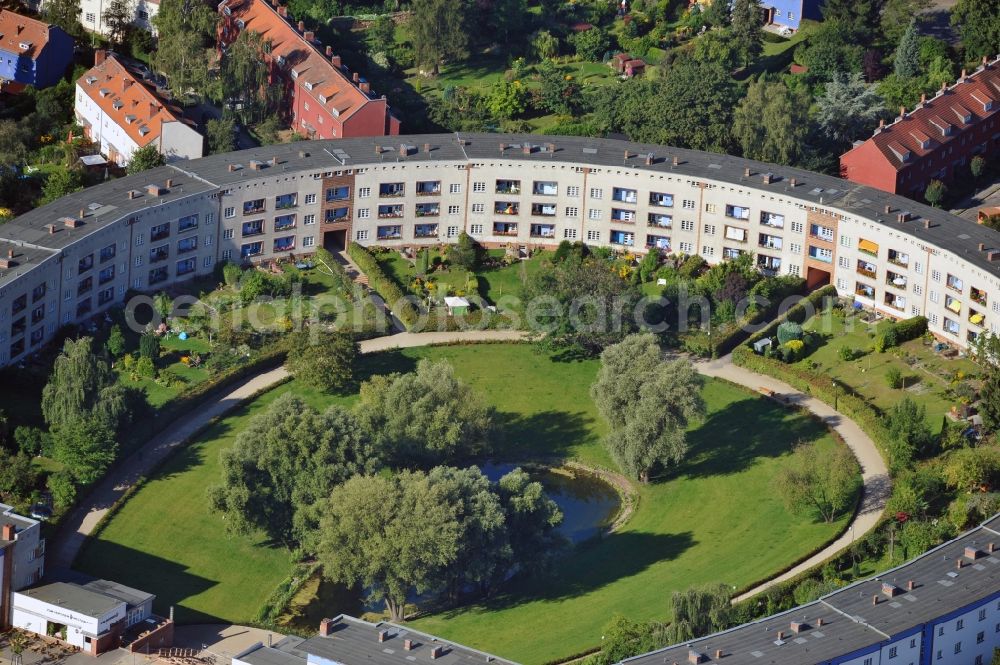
[277,463,621,628]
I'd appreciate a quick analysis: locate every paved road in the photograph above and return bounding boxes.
[49,334,888,605]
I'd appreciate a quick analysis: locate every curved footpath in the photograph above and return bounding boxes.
[48,333,889,606]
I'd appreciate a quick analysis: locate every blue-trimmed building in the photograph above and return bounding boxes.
[762,0,823,30]
[0,10,73,90]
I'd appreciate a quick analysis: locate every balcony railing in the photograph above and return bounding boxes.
[857,267,876,279]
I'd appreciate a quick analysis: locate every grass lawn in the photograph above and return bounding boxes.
[798,309,978,428]
[75,344,849,662]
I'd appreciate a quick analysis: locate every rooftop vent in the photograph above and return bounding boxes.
[127,189,141,199]
[45,224,56,234]
[404,640,414,651]
[687,651,706,664]
[377,630,389,643]
[762,173,774,185]
[146,184,164,196]
[318,618,334,637]
[431,646,444,660]
[965,546,983,561]
[60,216,82,229]
[790,621,808,633]
[744,167,752,177]
[881,582,900,598]
[249,160,264,170]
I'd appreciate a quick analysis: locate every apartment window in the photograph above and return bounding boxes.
[932,269,942,282]
[930,313,939,325]
[356,209,370,219]
[449,183,461,194]
[448,205,460,215]
[356,230,369,241]
[681,220,695,232]
[470,224,484,235]
[705,203,716,213]
[222,250,232,260]
[980,609,987,621]
[85,11,95,21]
[840,235,851,248]
[178,214,199,232]
[223,229,235,240]
[176,258,196,276]
[586,230,600,241]
[838,256,850,269]
[977,631,985,644]
[957,619,964,630]
[472,203,485,214]
[304,213,316,225]
[837,278,847,290]
[135,234,144,246]
[565,207,579,217]
[704,224,716,235]
[588,209,602,221]
[567,186,580,197]
[930,290,940,303]
[678,241,693,253]
[134,256,143,267]
[888,647,897,658]
[204,257,213,268]
[682,199,695,210]
[788,264,800,276]
[473,182,486,193]
[357,188,371,199]
[590,188,603,200]
[564,228,577,239]
[791,221,804,234]
[303,236,315,247]
[954,642,961,654]
[790,242,801,254]
[914,284,923,295]
[863,658,873,665]
[224,206,235,218]
[447,226,458,238]
[100,244,116,263]
[702,245,714,256]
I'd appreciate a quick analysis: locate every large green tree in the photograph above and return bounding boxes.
[318,471,464,621]
[126,145,165,175]
[885,397,934,471]
[42,0,84,37]
[206,117,236,154]
[0,449,38,503]
[355,359,495,465]
[591,333,705,481]
[894,19,921,80]
[208,393,376,547]
[221,30,282,125]
[733,79,811,165]
[494,467,563,581]
[152,0,217,99]
[40,168,84,205]
[42,337,135,431]
[815,73,886,149]
[409,0,467,76]
[776,442,861,522]
[729,0,763,67]
[794,21,865,82]
[950,0,1000,61]
[665,584,735,643]
[286,330,357,393]
[102,0,135,50]
[52,417,118,484]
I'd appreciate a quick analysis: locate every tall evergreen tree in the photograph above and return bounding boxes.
[729,0,763,67]
[894,20,921,79]
[409,0,467,76]
[815,73,886,148]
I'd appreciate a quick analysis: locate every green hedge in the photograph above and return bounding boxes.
[348,243,420,329]
[746,284,839,346]
[708,278,808,358]
[877,316,928,351]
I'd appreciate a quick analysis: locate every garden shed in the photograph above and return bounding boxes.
[444,297,471,316]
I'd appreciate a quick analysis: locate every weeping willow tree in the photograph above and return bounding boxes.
[221,30,283,126]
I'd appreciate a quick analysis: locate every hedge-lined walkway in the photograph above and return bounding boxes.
[695,354,891,602]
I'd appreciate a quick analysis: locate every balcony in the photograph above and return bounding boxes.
[883,293,906,311]
[326,208,349,223]
[809,225,834,242]
[178,238,198,254]
[758,235,782,250]
[533,182,558,196]
[31,308,45,325]
[610,230,635,246]
[969,308,985,327]
[150,225,170,242]
[99,267,115,285]
[176,258,197,275]
[612,188,637,204]
[611,209,636,223]
[495,180,520,195]
[943,317,960,336]
[888,249,909,268]
[858,239,879,257]
[856,260,877,279]
[945,295,962,315]
[273,237,296,252]
[243,200,266,215]
[495,202,519,216]
[648,213,672,228]
[758,255,781,275]
[886,271,907,289]
[149,267,169,284]
[531,203,557,217]
[242,221,265,237]
[808,246,832,263]
[274,214,296,231]
[149,247,169,264]
[100,247,116,263]
[493,222,518,236]
[946,274,964,293]
[416,181,441,196]
[855,284,875,300]
[760,212,784,229]
[379,184,405,198]
[11,297,26,316]
[326,187,350,202]
[377,205,403,219]
[649,192,673,208]
[972,287,987,307]
[725,204,750,220]
[275,194,298,209]
[11,319,25,337]
[241,242,263,258]
[530,223,555,239]
[414,224,438,238]
[724,226,747,243]
[415,203,440,217]
[377,225,402,240]
[646,235,670,250]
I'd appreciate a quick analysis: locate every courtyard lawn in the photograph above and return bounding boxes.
[797,309,978,427]
[74,344,850,661]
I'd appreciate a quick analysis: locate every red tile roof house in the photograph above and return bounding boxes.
[74,51,204,166]
[217,0,400,139]
[840,54,1000,199]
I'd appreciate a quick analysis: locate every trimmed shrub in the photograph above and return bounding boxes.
[348,243,420,329]
[777,321,803,345]
[886,366,903,389]
[894,316,928,343]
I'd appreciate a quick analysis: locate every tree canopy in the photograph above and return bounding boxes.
[208,393,377,547]
[42,337,137,432]
[733,80,811,166]
[776,442,861,522]
[355,359,495,465]
[409,0,468,75]
[591,333,705,481]
[286,330,357,393]
[126,145,166,175]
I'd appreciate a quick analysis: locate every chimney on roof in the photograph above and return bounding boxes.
[714,651,722,660]
[776,631,784,640]
[960,68,967,81]
[790,622,804,634]
[919,93,926,106]
[672,155,678,167]
[965,546,982,560]
[277,5,287,15]
[304,30,314,41]
[360,81,370,93]
[957,558,964,569]
[980,243,986,251]
[1,524,14,541]
[817,618,824,627]
[319,619,334,637]
[95,48,107,65]
[399,144,408,157]
[228,164,237,172]
[743,167,751,177]
[46,224,56,234]
[899,106,906,118]
[989,543,997,553]
[624,150,631,160]
[128,190,138,199]
[6,249,13,259]
[885,204,892,214]
[942,80,948,91]
[62,217,80,229]
[16,23,23,34]
[897,212,907,223]
[762,173,773,185]
[423,143,430,153]
[882,582,900,598]
[165,178,173,188]
[325,45,332,56]
[404,640,413,651]
[645,153,653,165]
[353,72,360,83]
[789,177,797,187]
[331,54,341,68]
[523,143,531,155]
[299,150,308,158]
[377,630,389,643]
[146,184,163,196]
[431,646,444,660]
[79,208,85,219]
[924,219,931,229]
[686,651,704,665]
[872,594,880,606]
[499,143,507,153]
[989,250,1000,262]
[297,20,305,31]
[907,580,915,591]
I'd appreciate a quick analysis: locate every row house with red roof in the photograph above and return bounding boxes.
[840,54,1000,199]
[74,51,204,166]
[217,0,400,139]
[0,10,73,91]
